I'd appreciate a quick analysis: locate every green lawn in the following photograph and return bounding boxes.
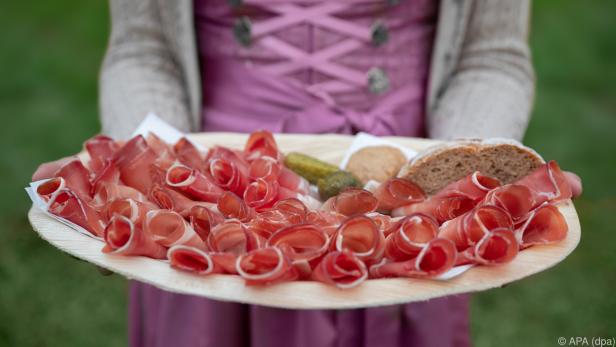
[1,1,614,346]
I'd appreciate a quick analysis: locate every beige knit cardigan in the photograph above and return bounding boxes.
[99,0,535,141]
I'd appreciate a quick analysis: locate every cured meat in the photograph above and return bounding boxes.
[391,195,475,224]
[54,160,92,200]
[112,135,158,194]
[207,220,247,255]
[166,163,224,203]
[369,238,457,278]
[456,227,519,266]
[173,137,204,171]
[187,205,224,242]
[103,215,167,259]
[217,191,255,222]
[278,167,310,195]
[312,250,368,289]
[93,182,149,207]
[209,157,249,195]
[515,204,568,248]
[145,133,176,170]
[47,189,105,237]
[333,215,384,262]
[167,245,223,275]
[36,177,65,204]
[90,161,121,196]
[248,157,280,182]
[515,160,573,206]
[84,135,119,174]
[236,247,299,285]
[243,178,279,210]
[434,171,501,201]
[144,209,205,249]
[373,178,426,213]
[321,188,378,216]
[384,214,439,262]
[439,205,513,250]
[247,209,290,238]
[305,210,345,236]
[480,184,534,222]
[267,223,329,263]
[273,198,307,224]
[103,198,154,226]
[244,130,280,161]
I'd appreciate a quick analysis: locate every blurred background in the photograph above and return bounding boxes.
[1,1,615,346]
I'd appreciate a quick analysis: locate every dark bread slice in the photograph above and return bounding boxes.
[397,139,544,195]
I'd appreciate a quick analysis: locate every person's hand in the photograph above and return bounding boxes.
[32,156,77,181]
[564,171,583,198]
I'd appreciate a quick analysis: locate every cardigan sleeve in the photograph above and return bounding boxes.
[427,0,535,141]
[99,0,194,139]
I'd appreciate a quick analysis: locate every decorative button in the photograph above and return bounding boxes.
[228,0,242,6]
[367,68,389,94]
[371,22,389,46]
[234,17,252,47]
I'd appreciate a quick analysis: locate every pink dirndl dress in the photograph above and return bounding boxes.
[128,0,471,346]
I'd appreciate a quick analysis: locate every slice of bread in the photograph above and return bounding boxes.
[397,138,545,195]
[345,145,407,184]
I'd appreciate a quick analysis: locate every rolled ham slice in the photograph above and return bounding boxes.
[515,203,568,248]
[434,171,501,201]
[207,220,247,255]
[515,160,573,206]
[188,205,224,242]
[278,167,310,195]
[246,209,289,238]
[54,159,92,200]
[103,198,154,227]
[209,157,249,195]
[384,214,439,262]
[244,130,280,161]
[217,191,255,222]
[480,184,534,222]
[93,181,149,208]
[236,247,299,285]
[373,178,426,213]
[84,135,119,174]
[439,205,514,251]
[48,188,105,237]
[112,135,158,194]
[145,133,177,170]
[168,245,223,275]
[267,223,330,263]
[321,188,378,216]
[150,186,215,216]
[273,198,307,224]
[334,215,385,262]
[144,209,205,249]
[103,215,167,259]
[391,195,475,224]
[312,250,368,289]
[173,137,204,171]
[456,227,519,266]
[248,157,280,182]
[166,162,224,203]
[369,238,457,278]
[36,177,65,203]
[243,178,279,210]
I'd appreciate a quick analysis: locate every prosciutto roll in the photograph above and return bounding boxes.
[217,191,255,222]
[312,250,368,289]
[391,195,475,224]
[54,159,93,200]
[248,157,280,182]
[321,188,378,216]
[166,163,224,203]
[480,184,534,222]
[144,209,205,249]
[384,214,439,262]
[104,198,154,227]
[267,223,330,263]
[103,215,167,259]
[439,205,514,251]
[209,157,249,195]
[515,160,573,206]
[434,171,501,201]
[243,178,281,210]
[456,227,519,266]
[333,215,385,262]
[188,205,225,242]
[236,247,299,285]
[84,134,119,174]
[36,177,65,203]
[207,220,247,255]
[369,238,457,278]
[167,245,224,275]
[112,135,159,194]
[244,130,280,160]
[515,204,568,248]
[373,178,426,213]
[273,198,307,224]
[47,188,105,237]
[173,137,204,171]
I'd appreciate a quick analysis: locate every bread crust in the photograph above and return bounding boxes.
[346,146,407,184]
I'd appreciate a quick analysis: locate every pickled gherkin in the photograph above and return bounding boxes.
[317,171,362,200]
[284,152,340,184]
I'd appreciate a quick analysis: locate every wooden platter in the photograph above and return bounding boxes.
[27,133,581,309]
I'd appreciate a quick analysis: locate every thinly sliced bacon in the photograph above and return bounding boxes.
[188,205,224,242]
[267,223,330,262]
[207,220,247,255]
[243,178,279,210]
[54,160,92,200]
[312,250,368,289]
[434,171,501,201]
[236,247,299,285]
[334,215,385,262]
[515,204,568,248]
[103,215,167,259]
[480,184,534,222]
[321,188,378,216]
[209,157,249,195]
[244,130,279,160]
[439,205,513,250]
[384,214,439,261]
[516,160,573,206]
[144,209,205,249]
[373,178,426,213]
[456,228,518,265]
[48,189,104,237]
[103,198,153,226]
[168,245,223,275]
[173,137,204,171]
[113,135,158,194]
[392,195,475,224]
[369,238,457,278]
[217,191,255,222]
[166,163,224,203]
[37,177,65,203]
[84,135,119,174]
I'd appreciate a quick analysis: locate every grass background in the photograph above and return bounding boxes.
[0,1,614,346]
